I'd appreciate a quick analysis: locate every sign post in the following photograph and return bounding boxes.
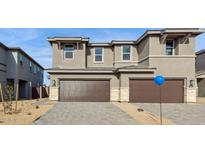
[154,75,165,125]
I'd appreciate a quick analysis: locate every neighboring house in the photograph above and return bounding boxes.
[0,42,44,100]
[47,28,204,103]
[196,50,205,97]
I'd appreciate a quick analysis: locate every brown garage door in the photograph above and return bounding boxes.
[60,80,110,102]
[130,79,184,103]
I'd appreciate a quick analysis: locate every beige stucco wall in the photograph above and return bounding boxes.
[149,36,164,55]
[137,37,150,61]
[87,47,114,67]
[148,34,196,97]
[113,45,138,67]
[149,57,195,79]
[149,35,196,56]
[52,42,86,69]
[175,36,195,55]
[137,34,197,103]
[150,57,196,103]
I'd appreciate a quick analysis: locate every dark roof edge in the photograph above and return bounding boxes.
[0,42,9,50]
[136,28,205,44]
[1,42,44,69]
[196,50,205,55]
[9,47,44,70]
[47,29,205,47]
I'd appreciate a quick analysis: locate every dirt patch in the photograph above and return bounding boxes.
[112,102,174,125]
[0,100,55,125]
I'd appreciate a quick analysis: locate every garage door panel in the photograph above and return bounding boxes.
[130,79,184,103]
[60,80,110,102]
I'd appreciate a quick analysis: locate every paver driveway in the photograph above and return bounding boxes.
[134,103,205,125]
[34,102,138,125]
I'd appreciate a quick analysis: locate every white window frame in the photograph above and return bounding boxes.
[165,39,175,56]
[93,47,104,63]
[64,44,74,60]
[121,45,132,61]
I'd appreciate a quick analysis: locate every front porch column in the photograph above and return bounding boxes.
[120,87,129,102]
[185,87,197,103]
[49,86,59,101]
[110,87,120,102]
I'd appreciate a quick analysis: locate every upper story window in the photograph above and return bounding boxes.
[19,54,24,66]
[37,67,40,72]
[64,44,74,59]
[34,65,37,74]
[122,45,131,61]
[29,61,33,72]
[165,39,174,55]
[94,47,103,63]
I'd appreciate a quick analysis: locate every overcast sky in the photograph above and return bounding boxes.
[0,28,205,85]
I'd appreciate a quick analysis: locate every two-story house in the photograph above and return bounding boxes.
[0,42,44,100]
[47,28,204,103]
[196,50,205,97]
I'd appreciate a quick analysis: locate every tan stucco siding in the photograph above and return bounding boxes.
[51,73,119,87]
[148,35,196,83]
[137,37,150,60]
[86,47,114,67]
[52,42,86,69]
[149,57,196,86]
[120,73,155,87]
[137,37,150,66]
[149,35,196,56]
[138,58,149,66]
[114,45,138,67]
[149,36,165,55]
[175,36,195,55]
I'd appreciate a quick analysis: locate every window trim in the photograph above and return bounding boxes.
[121,45,132,61]
[165,39,175,56]
[64,44,74,60]
[93,47,104,63]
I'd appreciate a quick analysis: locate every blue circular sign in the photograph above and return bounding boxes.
[154,75,165,86]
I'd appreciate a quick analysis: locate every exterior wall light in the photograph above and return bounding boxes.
[52,80,56,87]
[189,80,194,87]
